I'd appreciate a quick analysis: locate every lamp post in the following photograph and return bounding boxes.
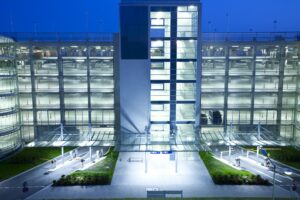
[260,147,276,200]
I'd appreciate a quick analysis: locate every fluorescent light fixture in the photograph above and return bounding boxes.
[188,5,196,9]
[52,141,64,146]
[156,12,164,19]
[76,59,85,62]
[284,171,293,176]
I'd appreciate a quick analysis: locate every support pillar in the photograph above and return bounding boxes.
[228,145,231,161]
[60,123,64,164]
[61,146,64,164]
[145,151,148,173]
[258,122,261,140]
[175,152,178,173]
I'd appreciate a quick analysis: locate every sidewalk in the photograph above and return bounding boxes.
[0,147,105,200]
[26,152,292,199]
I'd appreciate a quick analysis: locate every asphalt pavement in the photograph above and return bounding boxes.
[211,145,300,197]
[0,146,107,200]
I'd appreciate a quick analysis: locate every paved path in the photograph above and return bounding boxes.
[26,151,293,199]
[212,145,300,196]
[0,147,106,200]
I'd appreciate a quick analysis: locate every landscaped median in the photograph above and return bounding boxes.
[199,151,270,185]
[53,148,119,186]
[244,146,300,170]
[0,147,73,181]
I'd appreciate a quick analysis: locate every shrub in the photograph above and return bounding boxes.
[200,151,270,185]
[53,148,118,186]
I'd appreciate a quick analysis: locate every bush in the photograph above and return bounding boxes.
[53,148,118,186]
[200,151,270,185]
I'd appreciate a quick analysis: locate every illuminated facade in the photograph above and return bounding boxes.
[201,35,300,145]
[0,36,22,157]
[16,39,116,146]
[0,0,300,157]
[119,0,201,151]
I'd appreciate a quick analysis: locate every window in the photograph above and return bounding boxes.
[151,104,164,111]
[151,62,165,69]
[151,83,164,90]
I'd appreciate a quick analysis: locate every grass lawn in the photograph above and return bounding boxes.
[200,151,269,185]
[244,146,300,170]
[53,148,119,186]
[0,147,73,181]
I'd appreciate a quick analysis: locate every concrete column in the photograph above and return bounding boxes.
[61,123,64,164]
[224,45,230,134]
[87,44,92,125]
[29,45,38,138]
[257,122,261,140]
[169,8,177,134]
[250,45,257,125]
[276,45,285,135]
[57,46,65,125]
[145,151,148,173]
[175,152,178,173]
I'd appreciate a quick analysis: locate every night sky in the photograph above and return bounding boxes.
[0,0,299,33]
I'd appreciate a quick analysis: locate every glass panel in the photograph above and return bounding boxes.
[90,46,113,58]
[177,40,197,59]
[151,62,170,80]
[177,61,196,80]
[176,104,195,121]
[228,93,251,108]
[91,93,114,108]
[229,46,253,57]
[202,59,225,75]
[202,76,225,92]
[255,76,279,92]
[176,83,195,101]
[151,104,170,121]
[151,83,170,101]
[202,93,224,108]
[63,59,87,75]
[228,76,251,92]
[177,6,198,37]
[36,94,60,109]
[61,46,87,57]
[150,12,171,38]
[32,46,57,59]
[34,60,58,75]
[150,40,170,59]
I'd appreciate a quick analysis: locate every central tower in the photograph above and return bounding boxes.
[119,0,202,151]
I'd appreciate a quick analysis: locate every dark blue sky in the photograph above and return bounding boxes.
[0,0,299,33]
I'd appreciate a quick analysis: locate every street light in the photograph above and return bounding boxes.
[260,147,276,200]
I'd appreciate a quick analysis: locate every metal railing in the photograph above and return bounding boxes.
[0,32,115,42]
[202,32,300,42]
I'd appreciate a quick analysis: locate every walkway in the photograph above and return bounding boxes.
[0,147,106,200]
[26,151,293,199]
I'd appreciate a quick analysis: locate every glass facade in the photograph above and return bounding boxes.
[0,0,299,154]
[150,5,199,143]
[201,42,300,144]
[0,36,22,156]
[16,42,116,146]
